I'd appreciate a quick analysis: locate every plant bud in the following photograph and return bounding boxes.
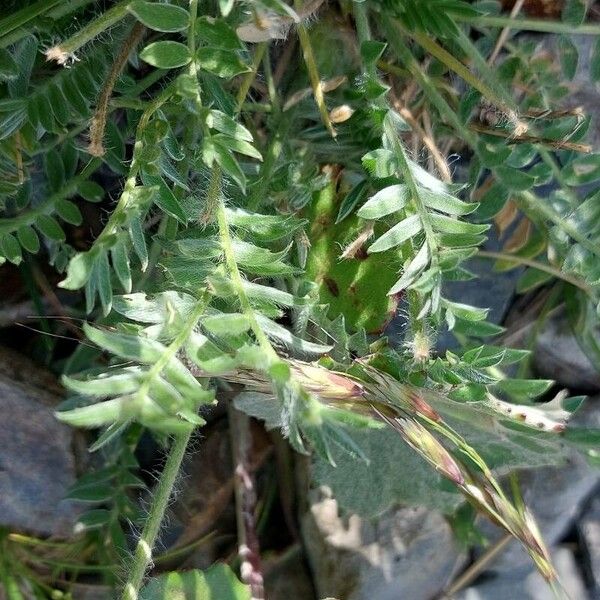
[329,105,354,123]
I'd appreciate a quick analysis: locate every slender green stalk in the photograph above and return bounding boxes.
[407,27,517,118]
[384,118,439,262]
[382,115,438,345]
[477,250,591,293]
[457,14,600,35]
[214,167,280,362]
[452,28,518,112]
[119,290,209,600]
[237,43,268,112]
[0,0,61,39]
[263,46,280,114]
[136,303,208,403]
[45,0,131,64]
[248,112,292,211]
[353,0,378,81]
[353,0,372,45]
[91,89,173,254]
[381,20,478,147]
[537,146,580,206]
[121,431,192,600]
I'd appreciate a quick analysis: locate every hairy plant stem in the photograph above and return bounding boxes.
[121,431,192,600]
[451,28,518,113]
[137,302,208,404]
[383,19,600,270]
[119,11,210,593]
[45,0,131,64]
[537,146,581,205]
[383,116,439,339]
[214,168,279,362]
[88,22,146,157]
[248,111,292,211]
[237,43,268,112]
[90,88,173,258]
[360,15,437,345]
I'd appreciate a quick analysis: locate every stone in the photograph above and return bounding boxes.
[533,314,600,392]
[264,544,316,600]
[302,486,465,600]
[0,347,79,537]
[458,546,589,600]
[579,496,600,595]
[569,34,600,150]
[467,444,598,576]
[455,401,600,599]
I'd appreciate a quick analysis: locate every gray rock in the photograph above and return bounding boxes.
[457,546,589,600]
[264,545,316,600]
[533,314,600,392]
[468,446,598,578]
[454,401,600,600]
[0,348,79,537]
[579,495,600,595]
[302,486,465,600]
[569,35,600,149]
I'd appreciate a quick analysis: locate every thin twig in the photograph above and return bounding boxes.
[488,0,526,65]
[0,300,47,328]
[442,534,513,598]
[477,249,592,294]
[88,22,146,156]
[395,102,452,183]
[469,122,592,153]
[228,405,265,600]
[14,131,24,184]
[30,264,84,338]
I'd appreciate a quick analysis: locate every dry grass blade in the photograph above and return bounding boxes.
[200,357,560,586]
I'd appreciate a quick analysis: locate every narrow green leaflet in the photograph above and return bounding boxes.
[368,214,423,253]
[357,184,410,219]
[128,1,190,32]
[140,41,191,69]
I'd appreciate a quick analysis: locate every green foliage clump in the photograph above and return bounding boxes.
[1,0,600,598]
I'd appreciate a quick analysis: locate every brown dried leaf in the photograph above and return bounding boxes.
[495,200,519,236]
